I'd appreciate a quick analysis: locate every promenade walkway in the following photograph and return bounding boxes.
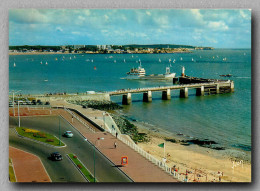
[9,146,51,182]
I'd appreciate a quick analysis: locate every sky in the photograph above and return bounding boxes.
[9,9,251,48]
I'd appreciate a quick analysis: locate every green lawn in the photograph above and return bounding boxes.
[9,158,16,182]
[16,127,65,146]
[68,154,95,182]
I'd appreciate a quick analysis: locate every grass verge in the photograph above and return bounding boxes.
[16,127,65,146]
[68,154,95,182]
[9,158,16,182]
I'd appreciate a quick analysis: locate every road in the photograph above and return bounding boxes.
[9,116,132,182]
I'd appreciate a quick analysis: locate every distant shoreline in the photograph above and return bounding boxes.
[9,50,191,56]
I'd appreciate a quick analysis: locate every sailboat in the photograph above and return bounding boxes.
[124,59,126,63]
[46,61,48,65]
[114,60,117,63]
[91,59,94,63]
[13,62,16,67]
[180,57,183,61]
[40,61,42,64]
[159,58,161,63]
[169,58,172,62]
[192,58,194,62]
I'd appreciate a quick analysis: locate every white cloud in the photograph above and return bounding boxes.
[208,21,229,31]
[146,11,151,16]
[71,31,80,35]
[56,27,63,32]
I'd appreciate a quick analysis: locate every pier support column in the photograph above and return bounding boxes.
[230,81,235,92]
[216,84,220,94]
[143,91,152,102]
[162,89,171,100]
[180,87,188,98]
[196,86,205,96]
[122,93,132,105]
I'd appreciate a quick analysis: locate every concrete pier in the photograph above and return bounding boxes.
[143,91,152,102]
[180,87,188,98]
[122,93,132,105]
[230,81,235,92]
[216,84,220,94]
[196,86,205,96]
[162,89,171,100]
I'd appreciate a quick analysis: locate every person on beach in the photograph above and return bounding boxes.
[114,141,117,149]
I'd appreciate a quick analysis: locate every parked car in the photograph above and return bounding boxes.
[63,131,73,138]
[50,152,63,161]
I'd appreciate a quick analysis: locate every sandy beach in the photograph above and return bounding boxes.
[132,121,251,182]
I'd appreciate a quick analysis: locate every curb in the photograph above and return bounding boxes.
[13,128,66,148]
[9,158,17,182]
[59,113,134,182]
[66,154,90,182]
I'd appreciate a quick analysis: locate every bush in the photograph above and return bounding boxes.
[77,164,82,169]
[73,155,77,159]
[46,139,54,142]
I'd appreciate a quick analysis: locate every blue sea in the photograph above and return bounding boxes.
[9,49,251,152]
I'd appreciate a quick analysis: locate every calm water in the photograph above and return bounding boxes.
[9,49,251,151]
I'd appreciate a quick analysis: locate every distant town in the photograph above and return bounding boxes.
[9,44,214,54]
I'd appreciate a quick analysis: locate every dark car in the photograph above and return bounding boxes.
[50,152,63,161]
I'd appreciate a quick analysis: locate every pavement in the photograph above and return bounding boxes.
[9,146,51,182]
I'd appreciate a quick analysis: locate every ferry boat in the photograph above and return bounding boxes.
[125,63,176,80]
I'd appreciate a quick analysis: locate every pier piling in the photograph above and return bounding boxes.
[122,93,132,105]
[180,87,188,98]
[162,89,171,100]
[143,91,152,102]
[196,86,205,96]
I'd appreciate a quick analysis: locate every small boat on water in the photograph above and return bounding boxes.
[40,61,42,64]
[45,62,48,65]
[159,58,161,63]
[114,60,116,63]
[13,63,16,67]
[180,57,183,61]
[223,57,227,61]
[124,59,126,63]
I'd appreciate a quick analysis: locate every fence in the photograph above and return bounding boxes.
[64,107,96,133]
[117,130,186,182]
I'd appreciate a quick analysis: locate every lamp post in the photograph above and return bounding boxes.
[93,137,104,183]
[9,90,21,117]
[59,115,61,146]
[17,101,22,127]
[103,112,106,131]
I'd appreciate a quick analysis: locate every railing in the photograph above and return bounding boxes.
[64,107,96,133]
[117,134,186,182]
[109,81,232,95]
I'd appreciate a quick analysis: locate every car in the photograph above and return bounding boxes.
[63,131,73,138]
[50,152,63,161]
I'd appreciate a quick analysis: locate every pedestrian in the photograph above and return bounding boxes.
[114,141,117,149]
[116,132,118,139]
